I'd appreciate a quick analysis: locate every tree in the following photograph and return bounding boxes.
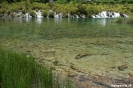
[55,0,68,4]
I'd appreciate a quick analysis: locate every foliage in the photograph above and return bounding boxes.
[0,0,133,4]
[0,2,133,18]
[116,17,125,23]
[126,16,133,24]
[85,4,103,17]
[29,10,36,17]
[31,2,50,10]
[42,10,48,17]
[48,11,54,18]
[55,0,68,4]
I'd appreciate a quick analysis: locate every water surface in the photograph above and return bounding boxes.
[0,18,133,78]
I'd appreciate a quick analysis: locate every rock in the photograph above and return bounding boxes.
[67,72,75,77]
[53,60,59,66]
[75,53,91,59]
[118,65,128,71]
[70,65,77,70]
[111,66,116,69]
[101,52,109,55]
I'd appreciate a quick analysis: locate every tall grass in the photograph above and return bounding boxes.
[0,48,74,88]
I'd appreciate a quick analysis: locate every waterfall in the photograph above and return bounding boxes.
[76,15,79,18]
[54,12,63,18]
[35,10,43,18]
[25,12,32,18]
[92,11,128,18]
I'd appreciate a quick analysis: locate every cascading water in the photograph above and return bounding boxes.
[92,11,129,18]
[25,12,32,18]
[35,10,43,18]
[54,12,63,18]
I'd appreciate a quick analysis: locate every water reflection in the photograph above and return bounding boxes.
[92,18,107,26]
[25,18,31,23]
[36,18,42,25]
[0,18,110,27]
[0,18,133,40]
[13,18,23,24]
[54,18,62,23]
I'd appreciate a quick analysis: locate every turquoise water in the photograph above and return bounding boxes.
[0,18,133,40]
[0,18,133,77]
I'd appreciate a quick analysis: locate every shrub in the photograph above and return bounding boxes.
[126,16,133,24]
[0,8,7,14]
[48,11,54,18]
[42,10,48,17]
[31,2,49,10]
[29,10,36,17]
[116,17,124,23]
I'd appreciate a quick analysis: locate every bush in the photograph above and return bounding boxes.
[29,10,36,17]
[31,2,50,10]
[0,8,7,14]
[126,16,133,24]
[48,11,54,18]
[116,17,124,23]
[42,10,48,17]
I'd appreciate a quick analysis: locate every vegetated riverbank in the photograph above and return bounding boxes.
[0,47,74,88]
[0,2,133,18]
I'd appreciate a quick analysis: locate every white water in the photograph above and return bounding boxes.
[25,12,32,18]
[92,11,129,18]
[54,12,63,18]
[35,10,43,18]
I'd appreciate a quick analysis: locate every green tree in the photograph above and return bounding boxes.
[38,0,49,3]
[55,0,68,4]
[69,0,84,3]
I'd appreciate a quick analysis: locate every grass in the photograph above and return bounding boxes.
[0,48,74,88]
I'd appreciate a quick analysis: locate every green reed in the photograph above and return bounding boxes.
[0,48,74,88]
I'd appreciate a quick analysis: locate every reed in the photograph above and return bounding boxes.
[0,48,74,88]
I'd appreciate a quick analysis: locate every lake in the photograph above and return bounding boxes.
[0,18,133,78]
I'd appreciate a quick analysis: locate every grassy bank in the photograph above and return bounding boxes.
[0,2,133,18]
[0,48,74,88]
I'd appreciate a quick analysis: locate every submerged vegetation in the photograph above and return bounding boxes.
[0,48,74,88]
[114,16,133,24]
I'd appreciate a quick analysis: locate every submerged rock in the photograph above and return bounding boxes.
[118,65,128,71]
[75,53,93,59]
